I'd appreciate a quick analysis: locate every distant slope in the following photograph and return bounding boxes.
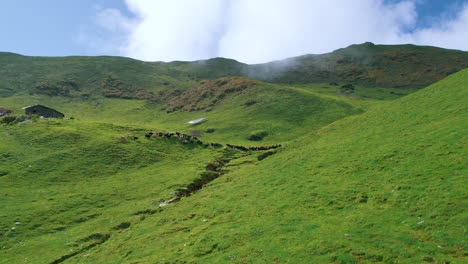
[0,53,197,97]
[248,42,468,88]
[0,78,363,145]
[1,43,467,98]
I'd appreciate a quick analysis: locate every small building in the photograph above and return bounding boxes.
[0,107,12,116]
[187,117,208,125]
[22,105,64,118]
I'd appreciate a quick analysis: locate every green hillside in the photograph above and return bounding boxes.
[249,43,468,88]
[77,69,467,263]
[0,43,466,263]
[0,65,466,264]
[1,43,467,99]
[0,120,222,263]
[0,52,197,97]
[0,76,368,145]
[54,68,465,264]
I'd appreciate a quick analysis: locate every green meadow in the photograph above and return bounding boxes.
[0,44,466,263]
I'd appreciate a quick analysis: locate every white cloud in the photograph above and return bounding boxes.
[94,8,134,34]
[215,0,418,62]
[123,0,229,61]
[88,0,468,63]
[78,7,134,55]
[410,4,468,50]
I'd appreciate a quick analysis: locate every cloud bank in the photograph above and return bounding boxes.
[89,0,468,63]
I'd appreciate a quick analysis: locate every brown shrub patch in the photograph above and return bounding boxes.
[100,76,155,100]
[165,76,257,112]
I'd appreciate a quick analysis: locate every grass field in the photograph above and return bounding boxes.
[0,48,466,263]
[0,119,224,263]
[50,68,464,264]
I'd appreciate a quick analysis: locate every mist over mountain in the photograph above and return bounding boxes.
[1,43,468,100]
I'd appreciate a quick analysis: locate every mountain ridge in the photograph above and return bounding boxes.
[1,42,468,99]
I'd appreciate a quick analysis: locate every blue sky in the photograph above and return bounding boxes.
[397,0,467,29]
[0,0,467,63]
[0,0,131,56]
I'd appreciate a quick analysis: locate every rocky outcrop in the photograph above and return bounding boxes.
[144,131,281,152]
[226,144,282,151]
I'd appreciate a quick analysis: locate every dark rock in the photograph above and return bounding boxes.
[166,197,180,204]
[176,188,191,197]
[206,161,222,171]
[355,195,368,203]
[113,222,131,230]
[248,131,268,141]
[423,257,435,262]
[257,151,276,161]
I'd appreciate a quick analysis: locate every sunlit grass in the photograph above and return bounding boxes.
[0,64,466,263]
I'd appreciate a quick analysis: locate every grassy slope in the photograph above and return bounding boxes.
[0,52,196,97]
[51,69,466,263]
[0,120,222,263]
[0,81,364,146]
[0,46,466,263]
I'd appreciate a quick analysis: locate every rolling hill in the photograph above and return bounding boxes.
[0,44,466,263]
[248,42,468,88]
[1,43,467,98]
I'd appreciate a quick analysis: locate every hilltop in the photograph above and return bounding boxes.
[1,43,467,98]
[249,42,468,88]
